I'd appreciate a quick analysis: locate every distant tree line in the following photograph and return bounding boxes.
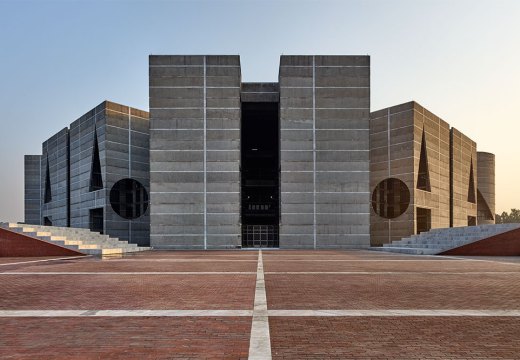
[495,209,520,224]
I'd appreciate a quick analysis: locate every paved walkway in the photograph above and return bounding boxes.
[0,250,519,359]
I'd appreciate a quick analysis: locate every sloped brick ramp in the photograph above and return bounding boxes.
[0,227,85,257]
[441,227,520,256]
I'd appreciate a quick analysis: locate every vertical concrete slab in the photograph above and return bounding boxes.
[69,103,107,233]
[279,55,371,248]
[477,152,495,224]
[24,155,42,225]
[149,55,241,249]
[41,128,69,227]
[413,103,451,233]
[450,128,477,227]
[69,101,150,245]
[369,101,451,245]
[370,103,416,245]
[104,102,150,246]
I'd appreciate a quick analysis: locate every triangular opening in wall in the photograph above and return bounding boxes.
[477,189,494,220]
[89,128,103,192]
[44,156,52,203]
[417,129,431,191]
[468,159,476,203]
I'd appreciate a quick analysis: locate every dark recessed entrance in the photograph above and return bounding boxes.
[89,208,104,234]
[241,102,280,248]
[416,207,431,234]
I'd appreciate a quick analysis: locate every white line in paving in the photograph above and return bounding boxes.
[2,309,518,318]
[268,309,520,317]
[103,259,258,262]
[0,310,253,317]
[0,272,257,275]
[264,271,520,275]
[248,250,272,360]
[440,255,520,266]
[0,256,89,267]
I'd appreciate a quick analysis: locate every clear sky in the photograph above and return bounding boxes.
[0,0,519,222]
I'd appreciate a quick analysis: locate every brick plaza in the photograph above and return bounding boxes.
[1,250,519,359]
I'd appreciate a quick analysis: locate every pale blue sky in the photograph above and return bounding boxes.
[0,0,519,221]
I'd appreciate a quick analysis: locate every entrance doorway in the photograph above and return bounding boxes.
[241,102,279,248]
[89,208,104,234]
[416,207,431,234]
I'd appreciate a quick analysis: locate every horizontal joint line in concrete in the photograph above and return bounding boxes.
[149,234,239,237]
[105,124,148,135]
[149,65,240,68]
[150,86,240,89]
[283,212,370,215]
[150,170,239,173]
[281,107,369,110]
[0,310,253,317]
[151,191,239,194]
[281,128,369,131]
[151,128,240,131]
[281,149,369,152]
[279,65,369,68]
[281,191,370,194]
[280,86,370,89]
[281,170,369,173]
[150,107,240,110]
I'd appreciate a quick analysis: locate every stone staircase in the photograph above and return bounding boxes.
[372,223,520,255]
[0,223,150,256]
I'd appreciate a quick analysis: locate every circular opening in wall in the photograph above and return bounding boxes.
[110,178,149,219]
[371,178,410,219]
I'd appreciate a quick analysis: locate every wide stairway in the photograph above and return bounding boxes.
[0,223,150,256]
[373,223,520,255]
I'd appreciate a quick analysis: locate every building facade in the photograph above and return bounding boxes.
[370,101,494,246]
[149,55,371,249]
[24,54,496,249]
[24,101,150,246]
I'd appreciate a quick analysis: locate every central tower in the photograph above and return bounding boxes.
[149,55,371,249]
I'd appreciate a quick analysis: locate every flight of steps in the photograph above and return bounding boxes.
[372,223,520,255]
[0,223,150,256]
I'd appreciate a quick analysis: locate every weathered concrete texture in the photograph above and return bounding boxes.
[450,128,477,227]
[279,55,371,248]
[241,82,279,103]
[69,101,150,245]
[24,155,42,225]
[41,128,70,227]
[370,102,451,245]
[149,55,241,249]
[477,151,495,224]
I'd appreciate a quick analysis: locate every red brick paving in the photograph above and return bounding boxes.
[0,274,256,310]
[263,259,520,273]
[266,273,520,309]
[0,317,250,360]
[0,257,66,265]
[1,249,519,359]
[3,259,257,273]
[270,316,520,359]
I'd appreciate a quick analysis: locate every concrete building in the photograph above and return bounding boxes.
[23,54,496,249]
[370,101,493,246]
[476,152,495,224]
[149,55,371,249]
[24,101,150,246]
